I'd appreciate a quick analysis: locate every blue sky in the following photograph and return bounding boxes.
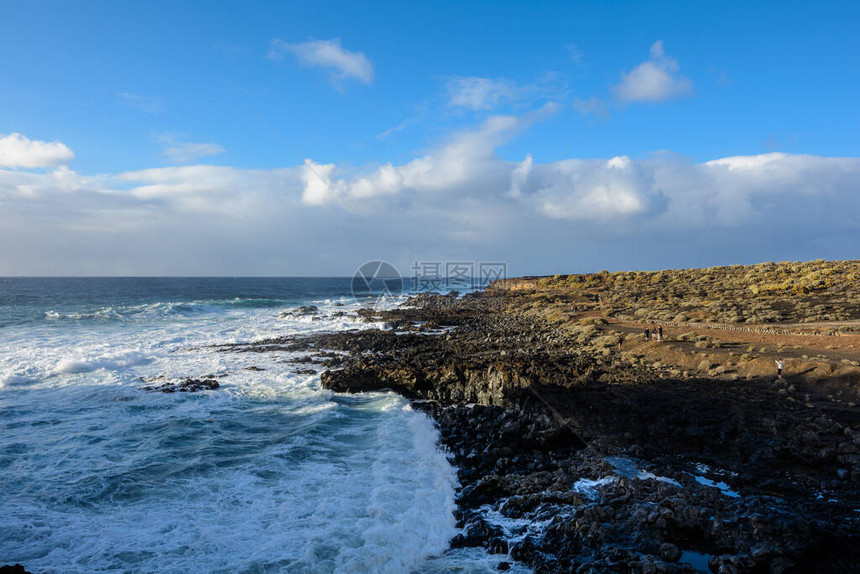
[0,1,858,276]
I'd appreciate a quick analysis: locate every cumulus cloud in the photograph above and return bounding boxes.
[269,38,374,85]
[1,127,859,276]
[525,156,664,221]
[300,161,340,206]
[297,136,860,251]
[290,108,859,252]
[613,41,693,104]
[0,133,75,169]
[300,102,560,206]
[296,109,859,235]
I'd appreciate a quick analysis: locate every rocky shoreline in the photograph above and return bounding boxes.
[223,289,860,573]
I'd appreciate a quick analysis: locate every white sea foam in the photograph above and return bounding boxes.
[477,503,559,560]
[53,349,153,375]
[572,476,617,500]
[0,373,36,388]
[412,547,532,573]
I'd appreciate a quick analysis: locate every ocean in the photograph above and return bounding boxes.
[0,278,526,573]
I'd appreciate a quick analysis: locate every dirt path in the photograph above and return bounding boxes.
[611,318,860,362]
[544,310,860,411]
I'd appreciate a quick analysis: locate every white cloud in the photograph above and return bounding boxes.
[526,155,662,221]
[298,129,860,248]
[116,164,298,214]
[269,38,374,85]
[508,154,533,198]
[613,41,693,104]
[301,102,560,205]
[294,109,860,236]
[446,77,520,110]
[163,142,226,163]
[670,152,857,225]
[377,119,412,139]
[0,133,75,168]
[156,134,225,163]
[348,163,404,199]
[445,75,567,111]
[300,161,340,206]
[573,96,610,119]
[118,92,163,113]
[1,128,859,276]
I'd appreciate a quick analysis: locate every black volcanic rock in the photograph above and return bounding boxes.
[142,377,220,393]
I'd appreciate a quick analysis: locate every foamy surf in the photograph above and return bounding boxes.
[0,278,512,573]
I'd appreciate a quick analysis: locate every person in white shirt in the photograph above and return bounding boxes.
[775,358,784,379]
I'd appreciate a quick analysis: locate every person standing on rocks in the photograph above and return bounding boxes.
[657,325,663,342]
[644,327,650,341]
[775,358,784,379]
[616,334,623,350]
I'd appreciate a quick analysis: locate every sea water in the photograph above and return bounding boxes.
[0,278,525,573]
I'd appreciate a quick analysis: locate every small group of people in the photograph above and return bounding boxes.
[644,324,664,342]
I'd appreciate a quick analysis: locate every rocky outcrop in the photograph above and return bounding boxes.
[225,290,860,572]
[141,377,220,393]
[278,305,320,318]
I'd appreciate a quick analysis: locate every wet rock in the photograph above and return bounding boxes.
[278,305,319,318]
[142,377,220,393]
[660,542,682,562]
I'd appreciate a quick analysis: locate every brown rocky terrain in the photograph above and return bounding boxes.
[494,260,860,418]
